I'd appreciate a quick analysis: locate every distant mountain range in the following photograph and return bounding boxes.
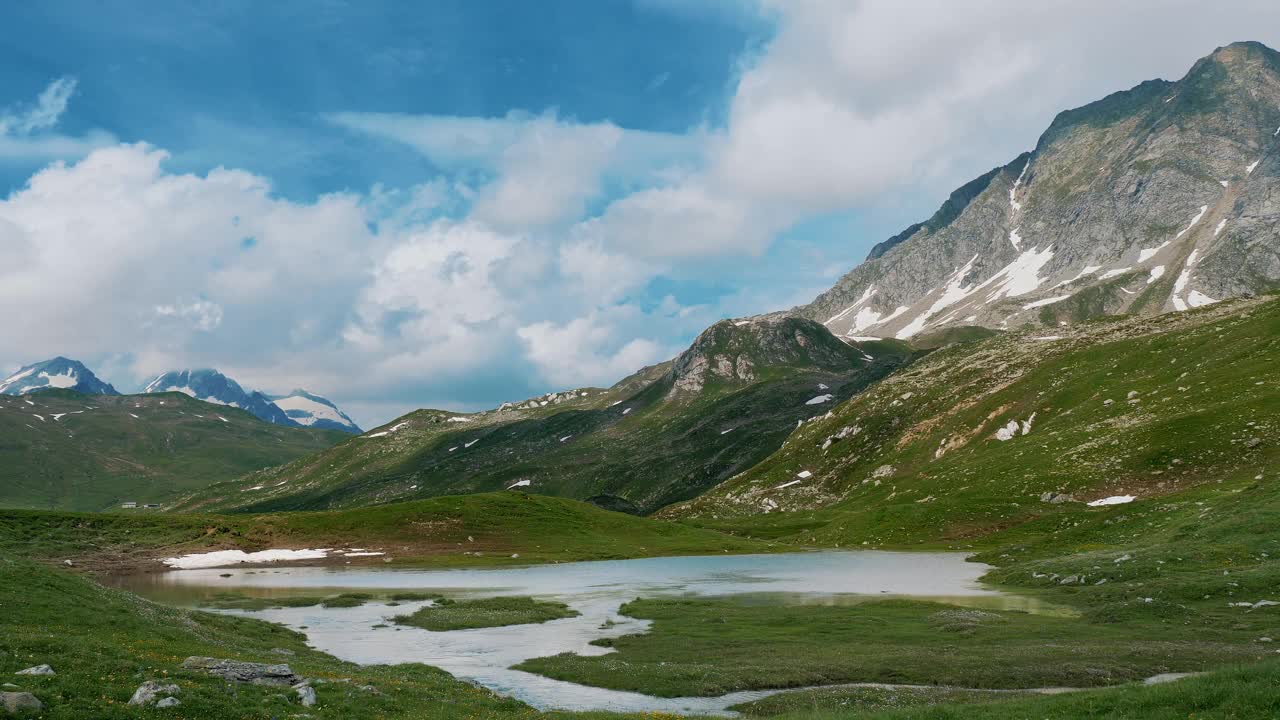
[1,359,360,434]
[142,370,361,434]
[0,357,119,396]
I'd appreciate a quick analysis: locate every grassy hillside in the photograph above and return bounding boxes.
[669,295,1278,547]
[0,492,772,571]
[175,318,915,515]
[0,389,346,511]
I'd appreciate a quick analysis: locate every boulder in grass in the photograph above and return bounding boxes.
[1,692,43,714]
[13,666,53,677]
[155,697,181,708]
[294,683,317,707]
[182,657,300,686]
[128,681,181,706]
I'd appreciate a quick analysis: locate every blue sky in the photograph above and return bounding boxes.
[2,1,1278,427]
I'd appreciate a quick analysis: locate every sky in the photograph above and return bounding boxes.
[2,0,1279,428]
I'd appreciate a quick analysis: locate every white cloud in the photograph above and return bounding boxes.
[154,300,224,331]
[517,309,671,388]
[0,76,77,135]
[0,76,115,161]
[328,110,702,232]
[0,143,376,379]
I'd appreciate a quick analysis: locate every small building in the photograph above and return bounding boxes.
[121,502,137,509]
[143,503,162,509]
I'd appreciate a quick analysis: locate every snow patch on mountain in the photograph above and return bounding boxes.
[268,390,361,434]
[0,357,120,396]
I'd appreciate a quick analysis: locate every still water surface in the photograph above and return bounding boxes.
[115,551,1046,716]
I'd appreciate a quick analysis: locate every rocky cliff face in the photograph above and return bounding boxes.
[664,316,879,397]
[798,42,1280,340]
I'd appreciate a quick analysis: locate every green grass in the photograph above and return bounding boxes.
[0,389,345,511]
[197,593,325,611]
[395,596,579,631]
[0,492,775,571]
[756,660,1280,719]
[731,686,1026,717]
[516,597,1273,698]
[321,593,374,608]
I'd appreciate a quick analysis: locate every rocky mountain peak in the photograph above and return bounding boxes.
[796,41,1280,343]
[665,316,870,397]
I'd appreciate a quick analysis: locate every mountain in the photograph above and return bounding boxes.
[173,316,916,515]
[0,357,119,396]
[0,389,347,511]
[143,369,297,426]
[267,389,362,434]
[799,41,1280,341]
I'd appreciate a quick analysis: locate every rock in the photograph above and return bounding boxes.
[1127,391,1139,400]
[128,681,181,706]
[155,697,181,708]
[295,683,317,707]
[1039,491,1075,504]
[1,692,43,714]
[13,666,53,677]
[269,648,296,657]
[358,684,381,695]
[182,657,301,686]
[62,560,73,567]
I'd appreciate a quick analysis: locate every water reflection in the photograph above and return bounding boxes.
[111,551,1056,716]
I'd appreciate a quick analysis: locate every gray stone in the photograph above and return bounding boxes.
[155,697,181,708]
[0,692,43,714]
[294,683,317,707]
[128,681,181,706]
[13,666,52,677]
[182,657,300,686]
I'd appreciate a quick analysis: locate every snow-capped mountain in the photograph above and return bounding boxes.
[796,42,1280,340]
[267,390,362,434]
[144,369,297,426]
[0,357,120,396]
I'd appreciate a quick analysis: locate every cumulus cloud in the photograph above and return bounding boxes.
[0,144,377,379]
[328,110,702,232]
[0,144,689,423]
[517,309,672,388]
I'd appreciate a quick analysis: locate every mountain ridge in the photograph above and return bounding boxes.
[171,317,915,515]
